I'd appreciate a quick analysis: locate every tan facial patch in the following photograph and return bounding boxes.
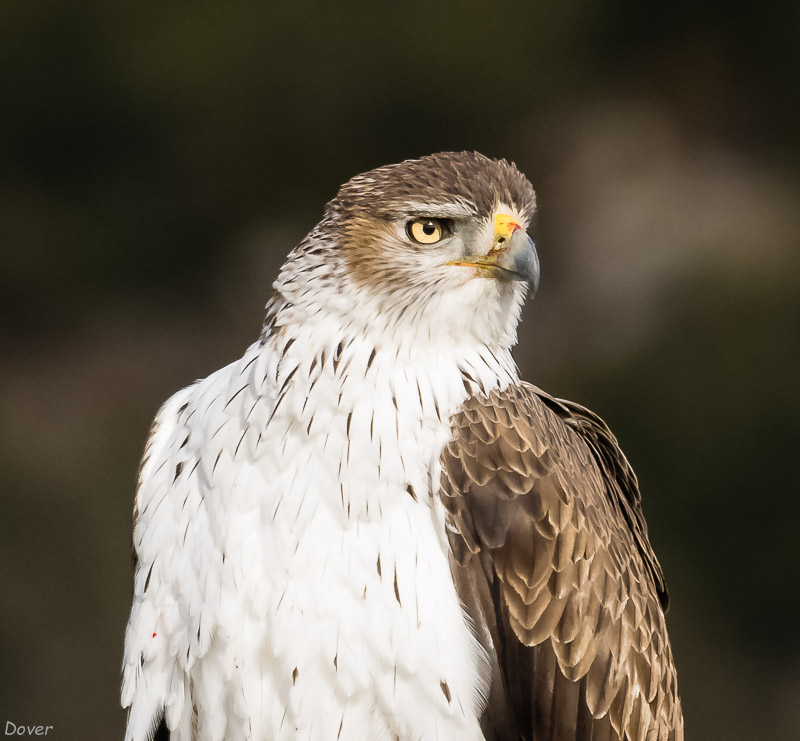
[340,215,414,295]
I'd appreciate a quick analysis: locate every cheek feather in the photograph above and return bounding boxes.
[340,215,451,307]
[340,216,407,294]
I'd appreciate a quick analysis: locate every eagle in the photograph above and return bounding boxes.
[122,152,683,741]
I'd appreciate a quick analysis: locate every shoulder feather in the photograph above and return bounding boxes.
[440,383,683,741]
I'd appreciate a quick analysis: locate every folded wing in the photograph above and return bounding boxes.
[440,383,683,741]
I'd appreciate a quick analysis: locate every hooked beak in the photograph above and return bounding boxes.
[447,213,540,294]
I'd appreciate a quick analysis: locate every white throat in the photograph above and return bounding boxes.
[257,291,520,518]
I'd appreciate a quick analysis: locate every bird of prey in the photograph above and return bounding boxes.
[122,152,683,741]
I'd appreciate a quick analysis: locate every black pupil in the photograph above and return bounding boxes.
[422,221,436,235]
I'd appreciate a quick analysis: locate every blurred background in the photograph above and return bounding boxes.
[1,1,799,738]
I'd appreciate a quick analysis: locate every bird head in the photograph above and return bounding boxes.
[274,152,538,350]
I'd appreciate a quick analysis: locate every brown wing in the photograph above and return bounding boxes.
[440,383,683,741]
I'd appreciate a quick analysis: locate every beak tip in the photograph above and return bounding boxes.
[496,231,540,295]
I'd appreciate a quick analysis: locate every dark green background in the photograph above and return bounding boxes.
[1,1,799,738]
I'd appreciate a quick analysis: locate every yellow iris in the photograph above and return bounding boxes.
[407,218,444,244]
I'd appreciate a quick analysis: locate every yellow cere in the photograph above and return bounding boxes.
[492,213,520,251]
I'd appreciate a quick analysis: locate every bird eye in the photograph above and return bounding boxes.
[407,218,445,245]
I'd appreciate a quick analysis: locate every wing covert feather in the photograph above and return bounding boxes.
[440,383,683,741]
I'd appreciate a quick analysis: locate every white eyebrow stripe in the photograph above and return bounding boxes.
[401,200,476,219]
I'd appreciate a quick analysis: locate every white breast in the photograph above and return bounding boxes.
[123,314,518,741]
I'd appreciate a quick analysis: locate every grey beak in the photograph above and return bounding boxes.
[494,229,540,294]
